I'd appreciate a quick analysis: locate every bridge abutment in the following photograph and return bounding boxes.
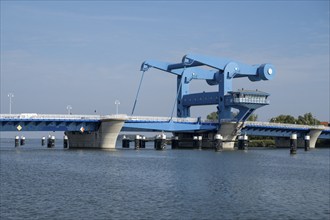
[218,121,242,150]
[307,128,324,149]
[67,118,126,149]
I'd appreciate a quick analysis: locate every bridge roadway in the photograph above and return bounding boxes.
[0,114,329,139]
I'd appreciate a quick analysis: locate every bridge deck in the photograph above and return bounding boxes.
[0,114,329,139]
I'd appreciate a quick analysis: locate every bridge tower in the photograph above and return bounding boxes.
[140,54,276,149]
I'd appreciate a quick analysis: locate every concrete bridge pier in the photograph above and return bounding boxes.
[67,117,126,149]
[275,127,325,149]
[218,121,243,150]
[307,128,324,149]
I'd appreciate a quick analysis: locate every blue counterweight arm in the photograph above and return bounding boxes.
[183,54,276,82]
[141,60,216,80]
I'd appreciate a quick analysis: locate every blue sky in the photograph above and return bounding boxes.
[1,1,329,122]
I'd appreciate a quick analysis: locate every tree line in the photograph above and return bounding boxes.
[269,113,320,125]
[207,112,322,125]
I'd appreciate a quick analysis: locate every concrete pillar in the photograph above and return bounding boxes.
[171,136,179,149]
[304,135,310,151]
[193,136,202,149]
[67,117,126,149]
[20,136,25,146]
[63,135,69,148]
[238,134,248,150]
[99,118,126,149]
[155,133,166,150]
[15,136,20,147]
[41,136,46,146]
[135,135,141,149]
[218,121,243,150]
[214,134,223,151]
[122,135,130,148]
[307,128,324,149]
[141,136,146,148]
[290,133,297,154]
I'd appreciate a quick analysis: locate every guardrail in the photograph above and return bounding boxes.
[0,114,102,120]
[127,116,200,123]
[1,114,328,131]
[245,121,327,130]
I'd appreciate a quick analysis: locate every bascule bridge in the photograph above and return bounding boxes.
[1,54,327,149]
[137,54,275,148]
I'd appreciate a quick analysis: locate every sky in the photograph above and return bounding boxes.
[1,0,329,123]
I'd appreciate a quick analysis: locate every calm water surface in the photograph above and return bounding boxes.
[0,139,329,220]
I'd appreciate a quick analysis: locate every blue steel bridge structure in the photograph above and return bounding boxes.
[0,54,329,148]
[1,114,329,139]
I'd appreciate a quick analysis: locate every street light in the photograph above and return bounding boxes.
[115,100,120,115]
[8,93,14,114]
[66,105,72,115]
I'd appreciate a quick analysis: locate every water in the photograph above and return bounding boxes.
[1,138,329,220]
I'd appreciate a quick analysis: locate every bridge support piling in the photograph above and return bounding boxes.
[193,136,203,149]
[214,134,223,151]
[63,135,68,148]
[135,135,141,149]
[20,136,25,146]
[41,137,45,146]
[238,134,248,150]
[122,135,130,148]
[304,135,310,151]
[48,136,55,148]
[155,134,166,150]
[171,136,179,149]
[47,135,51,148]
[141,136,146,148]
[15,136,19,147]
[290,134,297,154]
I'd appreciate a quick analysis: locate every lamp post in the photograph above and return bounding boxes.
[66,105,72,115]
[8,93,14,114]
[115,100,120,115]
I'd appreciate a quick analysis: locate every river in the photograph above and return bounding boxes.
[0,138,329,220]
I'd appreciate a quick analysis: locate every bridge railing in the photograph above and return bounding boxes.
[245,121,326,130]
[0,114,102,120]
[127,116,209,123]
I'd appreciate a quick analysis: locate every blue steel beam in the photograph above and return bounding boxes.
[0,119,100,132]
[123,120,218,132]
[123,120,330,140]
[183,54,275,81]
[1,116,329,139]
[242,124,330,139]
